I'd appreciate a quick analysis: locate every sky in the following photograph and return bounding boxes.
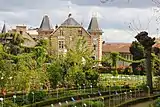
[0,0,160,43]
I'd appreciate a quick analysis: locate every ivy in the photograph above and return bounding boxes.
[0,51,35,61]
[151,53,160,63]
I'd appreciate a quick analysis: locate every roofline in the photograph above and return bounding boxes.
[49,26,91,38]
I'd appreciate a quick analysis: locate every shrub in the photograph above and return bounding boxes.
[85,69,99,87]
[111,70,118,76]
[93,101,104,107]
[124,66,133,75]
[27,90,47,103]
[3,100,18,107]
[83,100,94,106]
[117,66,125,74]
[155,97,160,107]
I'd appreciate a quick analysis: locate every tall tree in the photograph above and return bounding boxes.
[1,33,24,55]
[135,31,155,93]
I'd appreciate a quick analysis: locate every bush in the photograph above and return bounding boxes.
[83,100,94,106]
[154,97,160,107]
[85,69,99,87]
[117,66,125,74]
[78,100,104,107]
[93,101,104,107]
[124,66,133,75]
[3,100,18,107]
[13,95,30,106]
[27,90,47,103]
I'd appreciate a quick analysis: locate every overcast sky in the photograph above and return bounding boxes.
[0,0,160,43]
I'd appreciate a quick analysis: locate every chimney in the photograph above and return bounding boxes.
[16,25,27,34]
[55,24,58,29]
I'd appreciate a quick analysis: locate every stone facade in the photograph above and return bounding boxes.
[38,15,103,62]
[49,26,92,55]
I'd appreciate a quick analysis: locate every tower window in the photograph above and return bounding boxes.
[58,40,64,49]
[94,44,96,50]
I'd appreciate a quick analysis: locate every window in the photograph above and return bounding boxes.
[93,44,96,50]
[78,28,82,36]
[20,31,23,35]
[58,40,64,49]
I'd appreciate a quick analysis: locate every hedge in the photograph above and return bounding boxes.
[22,89,138,107]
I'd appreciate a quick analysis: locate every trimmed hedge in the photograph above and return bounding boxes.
[22,89,136,107]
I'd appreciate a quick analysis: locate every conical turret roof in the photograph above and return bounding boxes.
[87,16,102,33]
[1,23,6,33]
[39,15,52,30]
[61,14,81,26]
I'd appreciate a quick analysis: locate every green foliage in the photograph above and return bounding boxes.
[13,95,29,106]
[36,39,48,48]
[47,61,63,88]
[130,41,145,74]
[123,66,133,75]
[101,54,111,67]
[154,77,160,89]
[27,90,47,103]
[93,101,104,107]
[80,100,104,107]
[0,36,48,92]
[85,69,99,86]
[67,65,85,87]
[110,52,119,76]
[3,100,19,107]
[0,60,14,88]
[34,46,47,67]
[152,53,160,76]
[1,33,24,55]
[154,97,160,107]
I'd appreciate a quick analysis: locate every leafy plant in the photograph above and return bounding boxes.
[27,90,47,103]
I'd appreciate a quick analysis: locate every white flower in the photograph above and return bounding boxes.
[0,98,3,101]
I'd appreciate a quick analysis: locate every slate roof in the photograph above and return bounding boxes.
[22,32,37,47]
[102,43,131,53]
[87,17,102,33]
[39,15,52,30]
[1,23,6,33]
[61,16,81,26]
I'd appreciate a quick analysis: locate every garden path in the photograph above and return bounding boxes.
[129,100,153,107]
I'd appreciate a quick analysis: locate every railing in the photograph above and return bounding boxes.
[55,89,160,107]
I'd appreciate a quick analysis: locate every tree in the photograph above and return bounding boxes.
[0,35,49,92]
[47,37,99,88]
[47,60,63,89]
[129,41,145,75]
[135,31,155,93]
[1,33,24,55]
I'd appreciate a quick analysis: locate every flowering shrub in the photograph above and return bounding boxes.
[134,65,145,75]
